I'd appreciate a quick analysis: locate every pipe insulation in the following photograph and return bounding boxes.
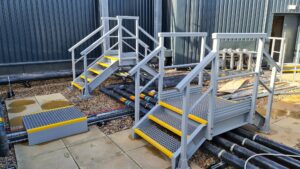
[225,132,300,168]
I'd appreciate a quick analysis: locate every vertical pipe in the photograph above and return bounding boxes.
[154,0,162,41]
[135,19,139,62]
[247,53,253,71]
[71,50,75,81]
[250,37,265,124]
[101,0,109,50]
[179,84,190,169]
[158,36,164,101]
[198,36,206,86]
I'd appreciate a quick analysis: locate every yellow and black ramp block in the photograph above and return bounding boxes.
[23,106,88,145]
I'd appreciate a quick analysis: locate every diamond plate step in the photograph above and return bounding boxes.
[149,112,197,137]
[135,123,180,158]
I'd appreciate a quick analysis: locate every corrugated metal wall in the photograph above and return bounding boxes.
[0,0,99,67]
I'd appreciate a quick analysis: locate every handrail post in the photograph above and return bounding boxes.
[71,50,76,81]
[118,18,123,62]
[158,37,164,101]
[178,84,190,169]
[134,68,140,125]
[250,37,265,124]
[102,18,109,52]
[198,36,206,87]
[82,55,90,99]
[208,36,220,140]
[135,19,139,62]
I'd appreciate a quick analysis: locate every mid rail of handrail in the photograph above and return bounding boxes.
[81,25,119,55]
[121,26,149,49]
[128,46,162,76]
[69,26,104,52]
[159,32,207,37]
[138,27,159,45]
[175,52,216,92]
[217,72,257,81]
[212,33,267,39]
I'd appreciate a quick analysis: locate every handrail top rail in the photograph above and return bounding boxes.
[116,16,139,20]
[212,33,267,39]
[158,32,207,38]
[128,46,162,76]
[175,52,216,92]
[263,51,281,72]
[121,26,149,48]
[138,27,159,45]
[268,37,285,40]
[80,25,119,55]
[68,26,104,52]
[101,17,118,20]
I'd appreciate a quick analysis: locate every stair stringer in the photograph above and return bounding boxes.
[88,61,120,91]
[171,125,207,169]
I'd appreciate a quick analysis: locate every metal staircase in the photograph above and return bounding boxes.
[128,33,281,169]
[68,16,158,99]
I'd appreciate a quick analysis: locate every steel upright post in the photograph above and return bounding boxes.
[178,84,190,169]
[71,50,75,81]
[158,36,165,101]
[82,55,90,99]
[198,36,206,87]
[118,18,123,63]
[250,37,265,123]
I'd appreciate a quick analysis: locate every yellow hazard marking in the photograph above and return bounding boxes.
[134,128,173,158]
[97,62,110,68]
[148,90,156,96]
[140,94,146,99]
[119,97,127,102]
[71,82,83,90]
[88,68,102,75]
[80,75,92,83]
[129,96,135,100]
[148,115,183,137]
[0,118,3,123]
[104,56,119,61]
[282,70,300,73]
[158,101,208,125]
[27,116,87,134]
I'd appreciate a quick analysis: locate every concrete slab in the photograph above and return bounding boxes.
[63,126,106,147]
[83,151,140,169]
[68,136,122,168]
[261,124,300,147]
[109,129,147,151]
[15,139,66,157]
[127,145,171,169]
[274,117,300,134]
[17,148,78,169]
[35,93,72,110]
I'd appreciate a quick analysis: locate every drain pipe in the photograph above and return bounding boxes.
[112,88,155,109]
[0,104,9,157]
[225,132,300,168]
[213,136,287,169]
[87,108,134,125]
[234,128,300,156]
[100,88,148,115]
[119,85,157,104]
[203,142,258,169]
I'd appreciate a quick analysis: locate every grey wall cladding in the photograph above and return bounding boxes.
[0,0,99,67]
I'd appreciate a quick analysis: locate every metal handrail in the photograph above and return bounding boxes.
[263,51,281,72]
[122,40,147,58]
[128,46,162,75]
[175,52,216,92]
[138,26,159,45]
[68,26,104,52]
[81,25,119,55]
[121,26,149,49]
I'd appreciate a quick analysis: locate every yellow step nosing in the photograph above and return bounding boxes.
[158,101,208,125]
[148,115,182,137]
[134,128,173,158]
[88,68,101,75]
[27,116,87,134]
[104,56,119,61]
[71,82,83,90]
[80,75,92,83]
[97,62,110,68]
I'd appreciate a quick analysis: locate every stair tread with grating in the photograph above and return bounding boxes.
[137,123,180,153]
[150,112,197,136]
[23,107,85,129]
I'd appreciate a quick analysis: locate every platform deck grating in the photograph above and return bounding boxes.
[138,123,181,153]
[23,107,85,130]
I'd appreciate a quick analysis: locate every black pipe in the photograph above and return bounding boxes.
[100,87,148,115]
[0,70,82,85]
[87,108,134,125]
[225,132,300,168]
[119,85,157,104]
[0,104,9,157]
[213,136,287,169]
[112,88,155,110]
[203,142,258,169]
[234,128,300,157]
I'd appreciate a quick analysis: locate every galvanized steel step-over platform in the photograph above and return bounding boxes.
[128,32,281,169]
[23,106,88,145]
[68,16,159,99]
